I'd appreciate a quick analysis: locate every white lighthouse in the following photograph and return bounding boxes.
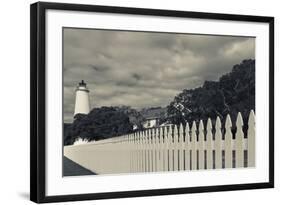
[74,80,91,117]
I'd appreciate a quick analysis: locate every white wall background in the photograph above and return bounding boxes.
[0,0,279,204]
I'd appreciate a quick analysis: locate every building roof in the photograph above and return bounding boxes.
[140,107,167,120]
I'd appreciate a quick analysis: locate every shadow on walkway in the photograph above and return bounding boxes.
[63,156,96,176]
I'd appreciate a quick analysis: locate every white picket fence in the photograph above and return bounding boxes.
[64,110,255,175]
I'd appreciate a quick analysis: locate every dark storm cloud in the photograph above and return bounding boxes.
[63,28,255,122]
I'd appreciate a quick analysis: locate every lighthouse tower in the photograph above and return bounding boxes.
[74,80,90,117]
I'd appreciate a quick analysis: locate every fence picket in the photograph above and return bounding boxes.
[129,136,132,172]
[185,123,190,170]
[149,129,153,172]
[168,125,173,171]
[191,121,197,170]
[248,110,255,167]
[141,131,145,172]
[144,131,148,172]
[148,129,152,172]
[130,134,133,172]
[179,124,184,171]
[225,114,232,168]
[156,128,160,172]
[215,117,222,169]
[136,133,139,172]
[159,127,164,171]
[198,120,205,170]
[132,133,135,172]
[174,125,179,171]
[152,128,157,172]
[133,134,136,172]
[206,118,213,169]
[154,128,158,172]
[164,126,169,171]
[235,112,244,168]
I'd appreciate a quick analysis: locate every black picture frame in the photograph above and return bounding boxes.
[30,2,274,203]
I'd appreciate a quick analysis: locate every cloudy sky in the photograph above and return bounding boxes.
[63,28,255,123]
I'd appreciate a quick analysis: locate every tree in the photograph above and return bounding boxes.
[64,107,133,145]
[166,59,255,126]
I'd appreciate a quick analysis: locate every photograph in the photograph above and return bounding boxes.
[63,28,256,176]
[30,2,274,203]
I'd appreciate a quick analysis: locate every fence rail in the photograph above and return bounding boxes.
[64,110,255,175]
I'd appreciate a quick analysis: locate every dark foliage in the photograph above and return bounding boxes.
[167,59,255,126]
[114,106,145,130]
[64,107,133,145]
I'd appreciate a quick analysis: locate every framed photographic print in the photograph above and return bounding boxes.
[30,2,274,203]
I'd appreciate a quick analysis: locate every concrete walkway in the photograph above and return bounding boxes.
[63,156,96,176]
